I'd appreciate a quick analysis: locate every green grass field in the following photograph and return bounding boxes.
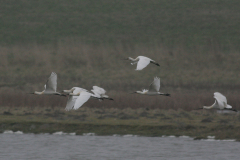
[1,0,240,49]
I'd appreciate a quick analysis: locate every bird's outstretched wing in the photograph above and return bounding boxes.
[136,57,151,70]
[73,87,88,94]
[45,72,57,93]
[214,92,226,109]
[92,86,106,96]
[73,92,92,110]
[148,77,160,92]
[65,96,78,111]
[214,92,227,103]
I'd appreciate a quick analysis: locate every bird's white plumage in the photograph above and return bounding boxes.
[210,100,219,109]
[213,92,227,110]
[45,72,57,93]
[226,104,232,109]
[91,86,106,96]
[127,56,158,70]
[148,77,160,92]
[136,56,151,70]
[64,87,88,111]
[132,77,169,96]
[32,72,63,95]
[73,91,92,110]
[204,92,234,111]
[91,86,113,100]
[73,87,88,94]
[65,96,78,111]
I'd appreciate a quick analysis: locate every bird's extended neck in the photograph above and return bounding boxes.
[34,91,43,95]
[63,88,75,93]
[69,92,80,96]
[136,90,148,94]
[203,105,214,110]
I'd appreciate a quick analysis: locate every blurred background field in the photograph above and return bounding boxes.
[0,0,240,111]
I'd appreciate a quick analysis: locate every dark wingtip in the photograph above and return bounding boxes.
[54,93,67,97]
[150,61,160,67]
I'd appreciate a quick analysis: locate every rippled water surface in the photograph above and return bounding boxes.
[0,133,240,160]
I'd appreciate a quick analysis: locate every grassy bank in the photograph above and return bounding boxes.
[0,107,240,140]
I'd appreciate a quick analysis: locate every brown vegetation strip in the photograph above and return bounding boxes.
[0,91,240,111]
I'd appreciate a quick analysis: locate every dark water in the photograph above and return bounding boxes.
[0,132,239,160]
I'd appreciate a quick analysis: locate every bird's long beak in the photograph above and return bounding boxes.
[108,98,114,101]
[27,92,35,94]
[129,92,136,94]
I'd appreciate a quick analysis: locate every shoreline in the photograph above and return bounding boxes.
[0,107,240,141]
[0,122,239,141]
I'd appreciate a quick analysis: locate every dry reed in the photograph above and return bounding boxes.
[0,42,240,93]
[1,90,240,111]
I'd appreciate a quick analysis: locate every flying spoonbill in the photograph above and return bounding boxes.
[65,90,101,111]
[91,86,114,101]
[64,86,113,110]
[131,77,170,96]
[200,92,237,112]
[30,72,65,96]
[124,56,160,70]
[63,87,88,111]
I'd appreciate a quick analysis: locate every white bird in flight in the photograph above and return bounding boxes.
[63,87,92,111]
[63,86,112,111]
[131,77,170,96]
[201,92,237,112]
[91,86,114,101]
[30,72,65,96]
[124,56,160,70]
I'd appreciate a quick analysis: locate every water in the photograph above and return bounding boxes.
[0,132,240,160]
